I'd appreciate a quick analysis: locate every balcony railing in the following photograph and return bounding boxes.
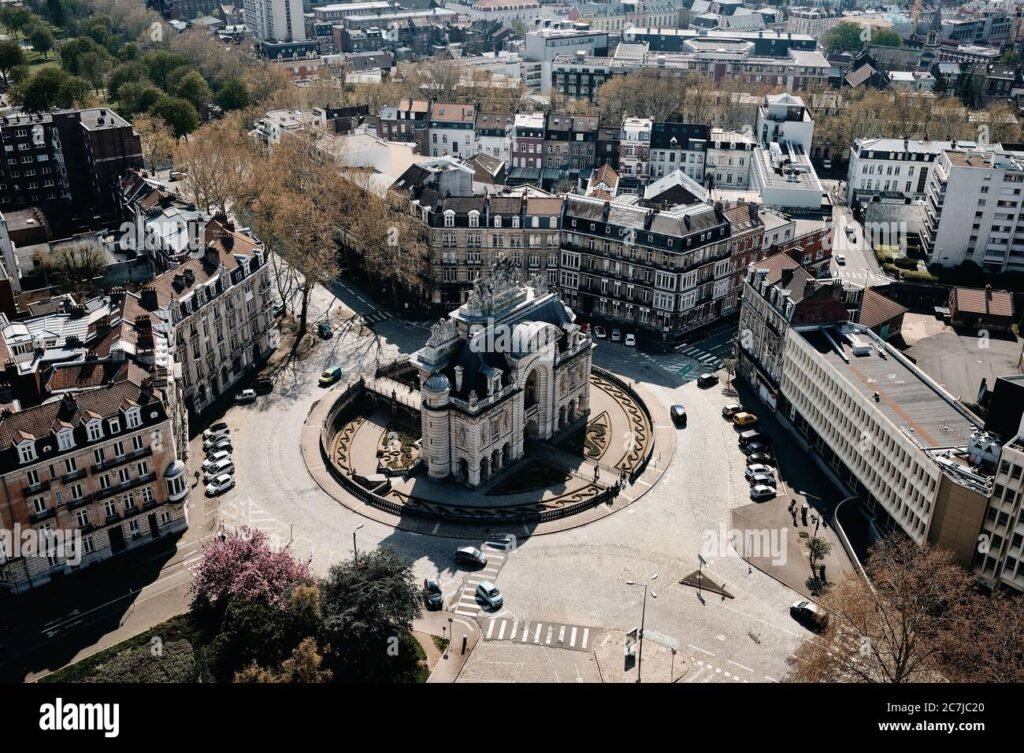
[61,468,86,483]
[68,494,93,510]
[92,446,153,474]
[29,507,56,524]
[23,480,50,495]
[95,472,157,501]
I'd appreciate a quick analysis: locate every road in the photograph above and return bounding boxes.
[829,205,891,288]
[5,277,828,683]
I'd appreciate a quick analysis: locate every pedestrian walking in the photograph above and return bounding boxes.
[193,470,200,487]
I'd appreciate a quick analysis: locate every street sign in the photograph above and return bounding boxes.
[697,554,707,566]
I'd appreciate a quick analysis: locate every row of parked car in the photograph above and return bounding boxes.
[590,325,636,347]
[725,404,779,502]
[202,422,235,496]
[422,546,505,612]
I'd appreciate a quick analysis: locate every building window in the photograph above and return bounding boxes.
[125,408,141,429]
[17,441,36,464]
[86,420,103,442]
[57,429,74,451]
[108,418,120,434]
[133,435,144,451]
[141,487,155,505]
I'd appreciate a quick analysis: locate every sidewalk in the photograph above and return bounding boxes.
[592,630,690,683]
[412,610,480,683]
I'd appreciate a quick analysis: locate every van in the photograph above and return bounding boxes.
[738,429,764,446]
[732,412,758,427]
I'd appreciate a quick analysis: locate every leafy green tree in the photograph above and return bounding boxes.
[141,49,189,88]
[174,69,211,110]
[320,548,422,682]
[148,95,199,138]
[12,67,89,110]
[116,42,139,63]
[0,39,26,84]
[0,7,29,36]
[822,21,864,54]
[28,25,54,59]
[117,80,162,115]
[58,35,106,75]
[216,78,248,111]
[78,50,111,94]
[8,64,29,86]
[107,60,147,100]
[872,29,902,48]
[45,0,65,28]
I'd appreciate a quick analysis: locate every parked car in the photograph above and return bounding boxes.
[742,440,772,455]
[822,158,832,170]
[733,412,759,427]
[235,389,257,404]
[475,581,504,609]
[203,434,232,453]
[750,484,777,501]
[835,253,846,265]
[203,450,231,471]
[791,599,829,630]
[593,325,607,339]
[203,460,234,483]
[455,546,487,567]
[271,302,286,318]
[205,439,233,456]
[319,366,342,386]
[202,422,229,440]
[746,452,774,465]
[738,429,765,447]
[422,578,443,610]
[624,333,636,347]
[845,224,856,238]
[317,320,333,339]
[697,373,719,388]
[670,404,687,427]
[205,474,235,496]
[610,328,622,342]
[748,473,776,487]
[253,377,273,395]
[745,464,775,480]
[722,404,742,418]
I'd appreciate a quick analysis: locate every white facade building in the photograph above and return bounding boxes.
[243,0,306,43]
[846,137,970,204]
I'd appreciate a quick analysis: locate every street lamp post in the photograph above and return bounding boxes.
[626,575,657,683]
[352,523,364,561]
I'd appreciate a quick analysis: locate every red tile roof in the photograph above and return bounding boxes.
[953,286,1014,318]
[859,288,908,329]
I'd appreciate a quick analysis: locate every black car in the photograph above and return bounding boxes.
[746,452,774,465]
[455,546,487,567]
[254,377,274,395]
[317,321,333,339]
[670,404,687,427]
[423,578,443,610]
[696,373,719,388]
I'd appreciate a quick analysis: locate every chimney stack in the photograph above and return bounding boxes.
[454,365,464,393]
[140,287,159,311]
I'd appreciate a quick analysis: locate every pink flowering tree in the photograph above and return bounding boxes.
[190,527,314,611]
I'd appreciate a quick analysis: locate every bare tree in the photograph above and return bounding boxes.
[173,112,258,213]
[38,240,107,296]
[133,113,176,173]
[790,537,977,683]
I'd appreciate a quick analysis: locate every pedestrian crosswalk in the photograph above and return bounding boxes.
[360,310,394,324]
[682,658,750,683]
[482,618,595,653]
[451,543,508,617]
[674,344,723,369]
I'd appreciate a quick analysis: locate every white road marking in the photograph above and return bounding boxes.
[498,621,508,640]
[569,626,578,647]
[727,659,753,673]
[510,620,518,639]
[581,628,590,649]
[545,625,553,645]
[534,623,542,643]
[558,625,566,644]
[487,620,496,639]
[521,622,529,641]
[689,644,715,656]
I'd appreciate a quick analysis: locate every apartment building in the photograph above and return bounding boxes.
[312,1,397,23]
[466,0,541,25]
[706,129,757,189]
[475,112,514,164]
[922,146,1024,271]
[649,122,709,184]
[377,99,430,153]
[979,432,1024,591]
[0,109,143,232]
[0,380,189,593]
[543,114,598,178]
[559,194,764,347]
[134,217,276,415]
[244,0,316,57]
[565,1,682,32]
[391,160,561,308]
[428,103,476,159]
[510,112,546,173]
[846,137,968,204]
[618,117,652,190]
[755,93,814,154]
[120,170,209,272]
[784,6,842,37]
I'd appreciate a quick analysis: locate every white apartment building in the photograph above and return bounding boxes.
[706,129,757,189]
[243,0,306,43]
[846,138,971,204]
[781,323,991,564]
[784,6,842,36]
[922,146,1024,271]
[522,24,609,94]
[755,93,814,154]
[428,103,476,160]
[467,0,542,25]
[979,429,1024,592]
[619,116,652,187]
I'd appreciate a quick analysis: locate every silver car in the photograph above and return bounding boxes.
[475,581,503,609]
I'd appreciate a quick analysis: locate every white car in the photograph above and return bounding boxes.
[203,450,231,471]
[475,581,504,609]
[202,423,229,440]
[203,459,234,483]
[235,389,257,404]
[205,474,235,496]
[844,224,856,239]
[748,473,776,487]
[835,253,846,265]
[750,484,777,501]
[624,333,636,347]
[745,464,776,480]
[610,328,622,343]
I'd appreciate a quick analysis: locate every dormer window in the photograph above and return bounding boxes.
[493,215,502,228]
[17,440,36,464]
[512,216,520,228]
[443,210,455,228]
[109,417,121,434]
[531,216,540,228]
[86,420,103,442]
[57,429,74,452]
[125,407,141,430]
[468,210,480,228]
